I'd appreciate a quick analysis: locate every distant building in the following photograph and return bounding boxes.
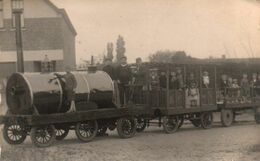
[0,0,77,78]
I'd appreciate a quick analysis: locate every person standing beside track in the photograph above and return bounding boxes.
[63,66,77,112]
[52,66,77,113]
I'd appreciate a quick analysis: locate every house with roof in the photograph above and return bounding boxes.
[0,0,77,78]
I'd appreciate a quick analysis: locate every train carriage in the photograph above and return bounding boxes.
[130,62,218,133]
[215,62,260,126]
[131,62,260,133]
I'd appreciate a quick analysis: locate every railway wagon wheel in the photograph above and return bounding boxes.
[55,128,69,141]
[117,117,137,138]
[136,117,146,132]
[255,107,260,124]
[178,116,184,129]
[75,120,98,142]
[255,114,260,124]
[3,122,27,145]
[221,109,234,127]
[200,112,213,129]
[30,125,56,148]
[97,126,108,136]
[190,120,201,127]
[162,115,179,134]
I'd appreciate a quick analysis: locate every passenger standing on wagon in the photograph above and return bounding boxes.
[133,58,146,88]
[240,73,250,102]
[251,73,257,96]
[132,58,146,102]
[220,74,228,96]
[116,56,132,107]
[254,74,260,96]
[176,68,184,90]
[102,58,116,80]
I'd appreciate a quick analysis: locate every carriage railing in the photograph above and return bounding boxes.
[129,84,148,105]
[217,87,260,104]
[141,86,216,109]
[199,88,216,106]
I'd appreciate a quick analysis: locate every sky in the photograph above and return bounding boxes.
[51,0,260,64]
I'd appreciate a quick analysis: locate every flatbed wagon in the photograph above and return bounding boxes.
[0,106,148,147]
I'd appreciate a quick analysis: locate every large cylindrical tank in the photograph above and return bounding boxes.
[6,71,114,115]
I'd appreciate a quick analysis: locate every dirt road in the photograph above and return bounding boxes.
[0,113,259,161]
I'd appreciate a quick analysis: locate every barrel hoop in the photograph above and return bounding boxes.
[19,73,33,107]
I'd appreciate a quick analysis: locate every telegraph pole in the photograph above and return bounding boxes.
[13,9,24,73]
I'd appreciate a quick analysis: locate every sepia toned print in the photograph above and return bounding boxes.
[0,0,259,161]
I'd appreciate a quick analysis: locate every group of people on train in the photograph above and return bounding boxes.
[102,56,146,107]
[158,70,210,90]
[158,70,210,107]
[220,73,260,102]
[102,56,260,107]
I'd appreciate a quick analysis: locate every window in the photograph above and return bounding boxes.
[0,0,3,28]
[11,0,24,28]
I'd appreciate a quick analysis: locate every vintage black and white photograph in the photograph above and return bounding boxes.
[0,0,260,161]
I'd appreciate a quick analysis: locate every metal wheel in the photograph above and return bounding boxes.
[136,117,146,132]
[108,124,116,131]
[200,112,213,129]
[55,128,69,140]
[162,116,179,134]
[221,109,234,127]
[190,119,201,127]
[117,117,137,138]
[178,116,184,129]
[255,107,260,124]
[75,120,98,142]
[97,126,108,136]
[3,122,27,145]
[255,114,260,124]
[30,125,56,148]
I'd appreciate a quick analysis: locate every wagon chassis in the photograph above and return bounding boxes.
[0,106,147,147]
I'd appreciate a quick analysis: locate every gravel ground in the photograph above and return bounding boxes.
[0,113,259,161]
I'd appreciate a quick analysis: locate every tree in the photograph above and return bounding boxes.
[148,50,195,63]
[106,42,114,60]
[148,50,175,63]
[116,35,126,62]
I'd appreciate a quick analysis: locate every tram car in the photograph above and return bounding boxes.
[131,62,219,133]
[0,68,145,147]
[215,61,260,126]
[130,62,260,133]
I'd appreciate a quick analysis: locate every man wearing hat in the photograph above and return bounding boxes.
[102,58,116,80]
[131,57,146,103]
[116,56,132,107]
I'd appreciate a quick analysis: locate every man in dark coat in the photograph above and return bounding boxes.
[159,71,167,89]
[53,66,77,112]
[64,66,77,112]
[102,58,116,80]
[132,57,146,103]
[133,58,146,86]
[116,56,132,106]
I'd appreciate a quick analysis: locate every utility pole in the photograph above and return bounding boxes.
[13,9,24,73]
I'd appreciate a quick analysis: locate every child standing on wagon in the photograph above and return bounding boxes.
[240,73,250,102]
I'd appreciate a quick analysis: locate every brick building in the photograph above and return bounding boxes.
[0,0,77,78]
